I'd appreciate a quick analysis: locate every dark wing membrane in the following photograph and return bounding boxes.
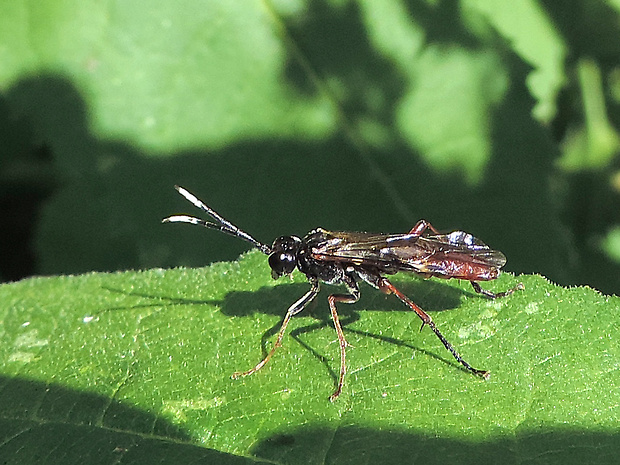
[310,229,506,271]
[309,231,423,267]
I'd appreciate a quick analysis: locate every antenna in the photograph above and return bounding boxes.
[162,186,272,255]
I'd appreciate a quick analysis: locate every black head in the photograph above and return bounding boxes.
[268,236,302,279]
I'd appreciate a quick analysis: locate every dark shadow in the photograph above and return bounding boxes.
[251,424,620,465]
[212,278,467,319]
[539,0,620,143]
[402,0,486,48]
[101,272,474,319]
[282,1,406,125]
[288,317,484,383]
[0,375,268,464]
[1,375,616,465]
[101,274,496,383]
[0,94,56,281]
[101,284,216,311]
[539,0,620,61]
[560,169,620,293]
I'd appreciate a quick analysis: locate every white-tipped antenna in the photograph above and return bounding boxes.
[163,186,272,255]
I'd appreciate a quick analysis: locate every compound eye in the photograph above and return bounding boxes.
[269,251,296,278]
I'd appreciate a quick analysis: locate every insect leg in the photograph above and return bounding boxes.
[327,277,360,402]
[408,219,441,236]
[232,278,320,379]
[470,281,524,299]
[378,277,489,379]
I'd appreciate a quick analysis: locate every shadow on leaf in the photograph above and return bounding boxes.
[0,375,266,464]
[251,424,620,465]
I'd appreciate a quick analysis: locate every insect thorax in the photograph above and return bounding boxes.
[297,229,347,285]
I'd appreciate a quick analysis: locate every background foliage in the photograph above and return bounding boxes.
[1,0,620,463]
[0,0,618,293]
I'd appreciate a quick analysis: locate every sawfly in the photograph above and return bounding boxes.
[163,186,523,401]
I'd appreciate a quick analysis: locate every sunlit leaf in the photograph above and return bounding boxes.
[0,252,618,464]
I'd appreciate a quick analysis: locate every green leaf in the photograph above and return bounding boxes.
[1,252,618,464]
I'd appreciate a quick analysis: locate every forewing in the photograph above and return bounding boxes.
[310,229,506,271]
[310,231,432,270]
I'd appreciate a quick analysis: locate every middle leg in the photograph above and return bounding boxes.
[232,278,320,379]
[327,277,360,401]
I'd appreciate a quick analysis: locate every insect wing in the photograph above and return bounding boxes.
[395,230,507,279]
[423,231,507,268]
[309,230,432,270]
[310,229,506,274]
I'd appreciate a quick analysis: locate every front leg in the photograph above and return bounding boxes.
[232,278,320,379]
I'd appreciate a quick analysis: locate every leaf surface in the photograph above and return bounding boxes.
[0,252,618,464]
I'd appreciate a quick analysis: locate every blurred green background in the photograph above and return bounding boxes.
[0,0,618,295]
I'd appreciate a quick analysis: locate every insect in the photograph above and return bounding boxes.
[163,186,523,401]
